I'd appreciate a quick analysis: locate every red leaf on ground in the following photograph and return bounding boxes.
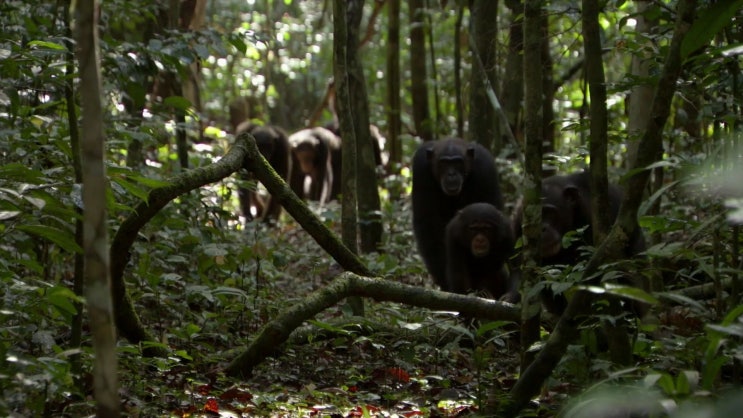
[219,387,254,403]
[372,367,410,383]
[204,398,219,413]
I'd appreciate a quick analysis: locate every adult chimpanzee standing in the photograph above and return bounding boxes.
[288,127,342,204]
[512,170,647,313]
[235,122,291,223]
[412,138,504,292]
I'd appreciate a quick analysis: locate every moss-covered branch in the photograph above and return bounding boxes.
[109,137,251,352]
[225,271,520,377]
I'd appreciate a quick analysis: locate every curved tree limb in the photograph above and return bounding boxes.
[225,271,520,377]
[246,132,375,278]
[110,136,251,352]
[110,133,374,350]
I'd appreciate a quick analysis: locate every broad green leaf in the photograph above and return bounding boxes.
[46,286,81,320]
[674,370,694,396]
[654,372,676,395]
[0,163,47,184]
[125,174,171,189]
[681,0,743,59]
[17,224,82,254]
[721,304,743,326]
[163,95,193,111]
[28,40,66,51]
[309,320,353,336]
[110,174,150,202]
[0,211,21,220]
[706,323,743,338]
[604,285,659,305]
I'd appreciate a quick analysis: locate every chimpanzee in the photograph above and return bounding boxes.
[235,122,291,222]
[325,122,386,168]
[412,138,504,292]
[512,171,646,313]
[288,127,342,204]
[445,203,519,302]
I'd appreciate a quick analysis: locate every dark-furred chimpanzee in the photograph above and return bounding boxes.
[446,203,518,302]
[288,127,343,204]
[412,138,504,292]
[512,170,646,313]
[235,122,291,223]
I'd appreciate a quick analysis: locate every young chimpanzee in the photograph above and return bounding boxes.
[288,127,342,204]
[412,138,504,292]
[513,171,647,313]
[235,122,291,223]
[445,203,519,302]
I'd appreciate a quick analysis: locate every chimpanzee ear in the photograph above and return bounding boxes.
[466,146,476,159]
[563,186,582,206]
[426,147,435,161]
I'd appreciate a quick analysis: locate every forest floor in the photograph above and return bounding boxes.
[113,201,571,417]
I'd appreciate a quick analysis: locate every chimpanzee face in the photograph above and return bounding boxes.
[541,205,565,257]
[428,141,474,196]
[295,146,317,175]
[539,182,583,257]
[468,221,493,257]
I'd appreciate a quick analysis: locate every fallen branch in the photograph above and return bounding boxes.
[224,271,520,377]
[109,132,372,352]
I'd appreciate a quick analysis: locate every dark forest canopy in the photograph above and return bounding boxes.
[2,0,743,416]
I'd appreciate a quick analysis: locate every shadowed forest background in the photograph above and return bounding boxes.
[2,0,743,416]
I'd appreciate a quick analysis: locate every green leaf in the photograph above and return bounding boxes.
[163,95,192,111]
[706,323,743,338]
[0,211,21,220]
[678,370,699,395]
[17,224,82,254]
[46,286,81,319]
[28,40,67,51]
[681,0,743,59]
[603,285,659,306]
[125,174,171,189]
[110,174,150,202]
[309,320,353,336]
[643,242,684,257]
[0,163,47,184]
[654,372,676,395]
[656,292,706,312]
[174,349,193,361]
[720,304,743,326]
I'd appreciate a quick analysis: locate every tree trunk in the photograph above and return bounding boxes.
[409,0,432,140]
[517,0,543,391]
[626,0,656,169]
[63,0,85,384]
[335,0,382,254]
[582,0,611,246]
[453,1,466,138]
[541,11,555,155]
[468,0,499,151]
[386,0,402,167]
[73,0,121,416]
[583,0,632,367]
[332,0,366,316]
[502,0,524,147]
